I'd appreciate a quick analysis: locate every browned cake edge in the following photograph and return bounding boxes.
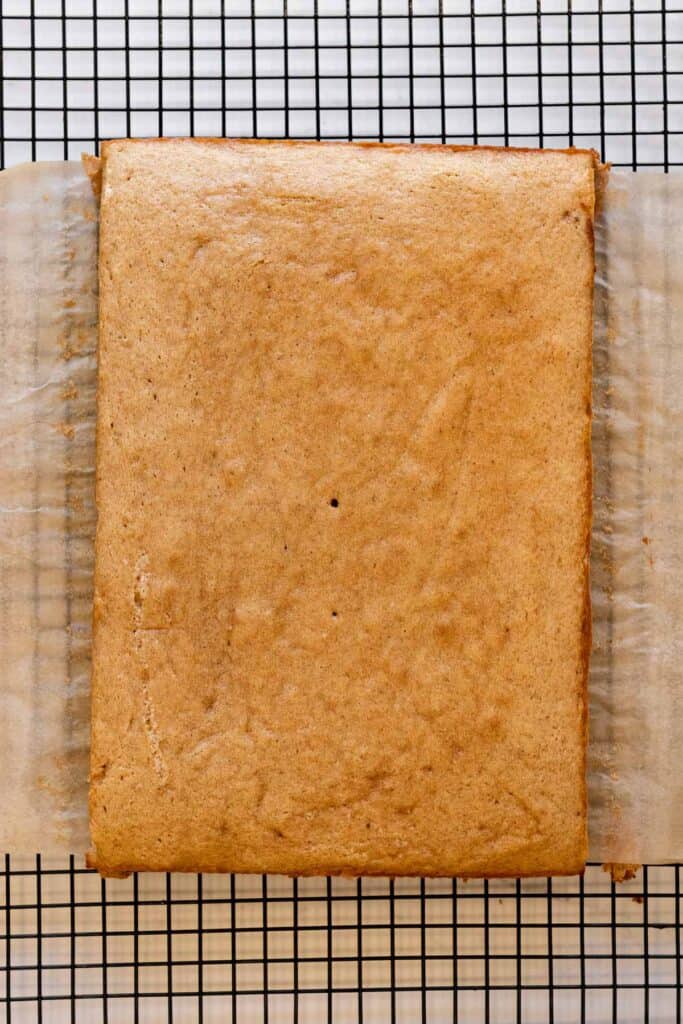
[85,140,608,879]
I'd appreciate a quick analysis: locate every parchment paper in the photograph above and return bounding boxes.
[0,162,681,863]
[589,172,683,863]
[0,163,96,852]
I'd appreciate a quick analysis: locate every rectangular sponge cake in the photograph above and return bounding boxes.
[88,139,598,877]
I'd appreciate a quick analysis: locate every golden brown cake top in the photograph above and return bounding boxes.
[89,139,597,877]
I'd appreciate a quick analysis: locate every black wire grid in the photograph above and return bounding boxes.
[0,0,682,167]
[0,861,681,1022]
[1,0,683,1021]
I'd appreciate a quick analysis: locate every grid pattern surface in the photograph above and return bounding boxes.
[2,1,683,1021]
[0,0,682,169]
[2,859,682,1023]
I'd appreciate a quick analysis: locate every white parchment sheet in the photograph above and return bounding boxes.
[590,172,683,864]
[0,162,680,864]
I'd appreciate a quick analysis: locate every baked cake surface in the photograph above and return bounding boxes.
[89,139,597,877]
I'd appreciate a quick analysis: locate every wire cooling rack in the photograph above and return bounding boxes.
[1,1,682,1021]
[1,860,681,1022]
[0,0,681,167]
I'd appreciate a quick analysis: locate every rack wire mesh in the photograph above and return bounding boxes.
[1,0,682,1021]
[1,859,682,1022]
